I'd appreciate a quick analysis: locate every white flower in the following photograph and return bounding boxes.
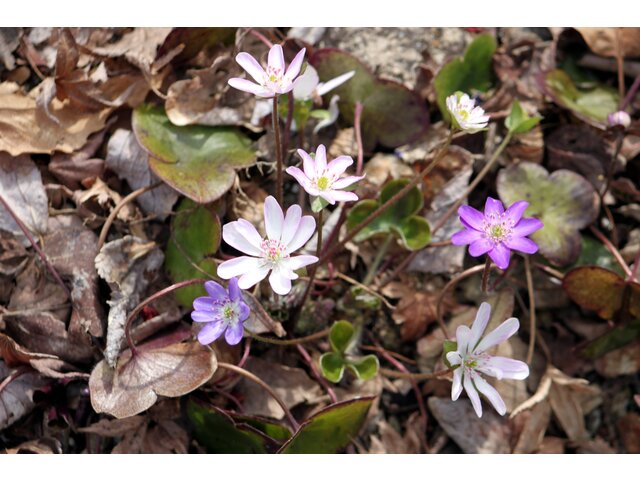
[228,44,306,99]
[446,302,529,418]
[217,196,318,295]
[446,92,490,133]
[608,110,631,129]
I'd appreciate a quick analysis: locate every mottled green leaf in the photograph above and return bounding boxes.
[395,216,431,251]
[347,355,379,381]
[320,352,346,383]
[505,99,542,134]
[329,320,355,353]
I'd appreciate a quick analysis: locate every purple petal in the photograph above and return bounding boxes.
[223,221,263,257]
[297,149,316,178]
[315,144,327,174]
[458,205,485,230]
[217,256,264,279]
[504,236,538,254]
[468,238,493,256]
[326,155,353,177]
[473,375,506,416]
[483,356,529,380]
[238,302,251,322]
[191,310,215,323]
[238,264,271,290]
[193,296,216,311]
[469,302,491,350]
[512,218,543,237]
[451,368,463,401]
[451,228,483,246]
[197,320,227,345]
[235,52,266,84]
[268,44,285,73]
[269,268,292,295]
[280,204,302,246]
[484,197,504,217]
[227,278,241,301]
[224,321,244,345]
[227,78,273,98]
[285,215,316,252]
[504,200,529,224]
[476,318,520,353]
[464,374,483,418]
[332,175,364,190]
[285,48,306,82]
[488,243,511,269]
[264,196,284,241]
[204,281,227,301]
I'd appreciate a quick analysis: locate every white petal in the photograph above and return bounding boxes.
[475,317,520,353]
[325,190,358,203]
[228,78,273,98]
[313,95,340,134]
[469,302,491,352]
[464,374,483,418]
[285,216,316,252]
[281,204,302,246]
[297,148,316,179]
[316,70,355,96]
[446,351,462,366]
[332,175,364,190]
[217,256,263,279]
[268,44,285,73]
[292,65,319,99]
[269,267,292,295]
[264,196,284,241]
[473,375,506,416]
[315,144,327,174]
[235,52,267,84]
[284,48,306,82]
[285,255,318,270]
[238,264,271,290]
[223,221,263,256]
[326,155,353,177]
[455,325,472,356]
[484,356,529,380]
[451,368,463,400]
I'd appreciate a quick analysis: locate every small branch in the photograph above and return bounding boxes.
[589,225,632,278]
[334,272,395,310]
[97,182,161,251]
[217,362,300,431]
[245,327,330,346]
[272,96,284,206]
[524,255,536,365]
[379,367,449,381]
[533,262,565,281]
[0,193,70,297]
[354,102,364,176]
[621,73,640,110]
[481,256,493,293]
[247,28,273,48]
[296,344,338,404]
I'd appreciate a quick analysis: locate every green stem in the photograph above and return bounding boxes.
[272,95,284,205]
[363,233,393,286]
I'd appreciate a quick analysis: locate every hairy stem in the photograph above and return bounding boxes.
[524,255,537,365]
[589,225,631,277]
[273,95,284,205]
[294,208,323,323]
[481,256,493,293]
[296,344,338,403]
[379,367,449,381]
[245,327,330,346]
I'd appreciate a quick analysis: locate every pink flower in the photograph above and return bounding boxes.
[447,302,529,418]
[228,44,306,99]
[608,110,631,129]
[217,196,318,295]
[451,197,543,270]
[286,145,364,205]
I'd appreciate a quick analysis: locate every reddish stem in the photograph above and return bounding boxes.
[296,344,338,403]
[354,102,364,176]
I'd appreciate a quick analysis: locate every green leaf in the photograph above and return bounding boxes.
[320,352,346,383]
[279,397,375,453]
[346,355,379,380]
[442,340,458,369]
[311,195,329,213]
[329,320,356,353]
[395,216,431,251]
[435,34,497,119]
[583,320,640,358]
[379,178,423,216]
[132,104,256,204]
[188,402,277,453]
[505,100,542,134]
[571,236,625,276]
[311,49,429,150]
[544,69,619,126]
[497,162,599,266]
[227,413,292,442]
[165,198,221,306]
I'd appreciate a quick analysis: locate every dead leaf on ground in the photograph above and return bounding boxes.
[368,413,423,454]
[618,412,640,453]
[48,128,108,190]
[0,360,48,431]
[392,290,450,342]
[595,341,640,378]
[512,401,552,453]
[0,230,29,276]
[4,437,63,454]
[89,340,217,419]
[575,28,640,58]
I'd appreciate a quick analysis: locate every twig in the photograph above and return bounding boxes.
[245,327,330,346]
[0,193,70,297]
[524,255,536,365]
[621,73,640,110]
[533,262,565,281]
[481,256,493,293]
[296,344,338,404]
[589,225,632,277]
[354,102,364,176]
[379,367,449,381]
[97,182,162,251]
[333,272,395,310]
[217,362,300,431]
[361,345,417,366]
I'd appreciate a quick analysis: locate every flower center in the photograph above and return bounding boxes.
[215,300,240,326]
[459,109,470,121]
[316,176,330,190]
[260,238,289,264]
[482,212,515,244]
[265,67,283,87]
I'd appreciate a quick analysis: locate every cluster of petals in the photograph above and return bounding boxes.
[446,92,489,133]
[217,196,318,295]
[447,302,530,417]
[608,110,631,129]
[286,145,363,205]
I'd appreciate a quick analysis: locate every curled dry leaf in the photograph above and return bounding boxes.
[89,341,217,419]
[0,360,49,431]
[48,128,107,190]
[594,341,640,378]
[575,28,640,58]
[4,437,63,454]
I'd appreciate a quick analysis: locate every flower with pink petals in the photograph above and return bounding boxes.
[286,145,364,205]
[228,44,306,99]
[447,302,529,418]
[608,110,631,129]
[217,196,317,295]
[451,197,543,270]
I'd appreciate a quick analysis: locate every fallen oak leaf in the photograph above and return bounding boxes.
[0,360,49,431]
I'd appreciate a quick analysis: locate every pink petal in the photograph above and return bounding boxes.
[468,238,493,256]
[473,375,506,416]
[197,320,227,345]
[484,197,504,217]
[227,78,273,98]
[238,264,271,290]
[235,52,266,84]
[280,204,302,246]
[458,205,485,230]
[297,148,316,179]
[484,356,529,380]
[332,175,364,190]
[504,200,529,224]
[451,228,483,246]
[326,190,358,203]
[268,44,285,73]
[469,302,491,351]
[504,236,538,254]
[264,196,284,241]
[512,218,543,237]
[451,368,463,401]
[285,48,306,82]
[464,374,483,418]
[223,221,263,256]
[476,317,520,353]
[217,256,263,279]
[285,255,318,270]
[456,325,472,355]
[285,216,316,252]
[319,191,337,205]
[314,144,327,174]
[224,321,244,345]
[488,243,511,269]
[269,267,292,295]
[326,155,354,177]
[286,166,314,193]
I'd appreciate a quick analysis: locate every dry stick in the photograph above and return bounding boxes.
[97,182,162,251]
[589,225,632,278]
[621,73,640,110]
[354,102,364,176]
[0,193,70,297]
[431,131,513,235]
[379,367,449,381]
[333,272,395,310]
[245,327,330,346]
[524,255,537,365]
[533,262,565,281]
[272,96,284,206]
[217,362,300,431]
[320,131,454,264]
[296,344,338,404]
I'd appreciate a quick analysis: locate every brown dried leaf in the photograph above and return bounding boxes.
[392,291,447,342]
[512,401,551,454]
[4,437,62,454]
[575,28,640,58]
[91,27,172,73]
[618,412,640,453]
[0,230,29,276]
[48,128,108,190]
[0,361,48,431]
[595,341,640,378]
[89,341,217,418]
[368,413,422,454]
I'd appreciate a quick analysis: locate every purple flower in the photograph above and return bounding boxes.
[608,110,631,129]
[228,44,306,99]
[451,197,543,270]
[217,196,318,295]
[191,278,250,346]
[447,302,529,418]
[286,145,364,205]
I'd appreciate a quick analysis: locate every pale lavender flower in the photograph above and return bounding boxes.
[447,302,529,418]
[191,278,250,346]
[446,92,490,133]
[286,145,364,205]
[217,196,317,295]
[451,197,543,270]
[292,65,355,102]
[228,44,306,99]
[608,110,631,129]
